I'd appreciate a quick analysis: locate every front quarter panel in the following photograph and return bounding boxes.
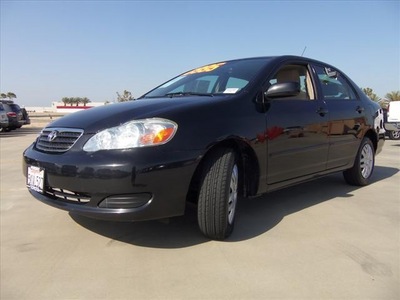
[22,94,267,221]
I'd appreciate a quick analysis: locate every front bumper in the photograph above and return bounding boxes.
[23,144,201,221]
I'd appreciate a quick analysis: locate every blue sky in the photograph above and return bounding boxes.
[1,0,399,107]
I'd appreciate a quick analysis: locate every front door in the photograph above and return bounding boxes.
[265,64,329,185]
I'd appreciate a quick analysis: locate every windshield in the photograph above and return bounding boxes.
[143,58,270,98]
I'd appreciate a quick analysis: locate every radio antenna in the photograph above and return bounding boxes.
[301,46,307,57]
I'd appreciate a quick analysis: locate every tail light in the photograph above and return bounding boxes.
[7,112,17,117]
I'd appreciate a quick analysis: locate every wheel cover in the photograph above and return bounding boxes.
[392,131,400,139]
[228,164,238,225]
[360,143,374,179]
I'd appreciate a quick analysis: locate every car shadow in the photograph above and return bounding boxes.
[70,165,398,248]
[0,127,42,137]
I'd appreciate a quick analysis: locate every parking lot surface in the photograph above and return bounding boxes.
[1,126,399,300]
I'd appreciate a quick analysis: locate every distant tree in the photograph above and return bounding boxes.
[67,97,76,106]
[81,97,91,106]
[75,97,82,106]
[116,90,135,102]
[0,92,17,100]
[60,96,92,106]
[362,87,380,102]
[62,97,70,106]
[385,91,400,101]
[7,92,16,100]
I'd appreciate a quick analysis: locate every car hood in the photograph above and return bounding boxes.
[46,97,221,133]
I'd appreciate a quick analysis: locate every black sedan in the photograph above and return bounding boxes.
[23,56,385,240]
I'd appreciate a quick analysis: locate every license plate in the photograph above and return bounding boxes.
[27,166,44,193]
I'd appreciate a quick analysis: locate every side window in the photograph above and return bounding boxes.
[269,64,315,100]
[314,65,357,100]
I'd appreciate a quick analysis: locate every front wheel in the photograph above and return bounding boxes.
[343,137,375,186]
[197,148,239,240]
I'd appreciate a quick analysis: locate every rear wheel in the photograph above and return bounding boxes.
[197,148,238,240]
[389,130,400,140]
[343,137,375,186]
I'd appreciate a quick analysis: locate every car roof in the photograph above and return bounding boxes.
[208,55,339,73]
[0,100,15,104]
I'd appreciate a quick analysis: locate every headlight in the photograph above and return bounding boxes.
[83,118,177,152]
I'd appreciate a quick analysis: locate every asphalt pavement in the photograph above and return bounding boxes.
[1,126,399,300]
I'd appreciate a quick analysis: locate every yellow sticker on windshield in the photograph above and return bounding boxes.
[184,62,226,75]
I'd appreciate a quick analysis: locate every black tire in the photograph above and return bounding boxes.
[197,148,239,240]
[389,130,400,140]
[343,137,375,186]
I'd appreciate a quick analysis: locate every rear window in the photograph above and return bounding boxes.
[9,104,21,113]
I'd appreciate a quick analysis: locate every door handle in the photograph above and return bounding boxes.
[356,106,365,114]
[317,107,328,116]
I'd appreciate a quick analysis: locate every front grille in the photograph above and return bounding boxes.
[45,187,90,204]
[36,128,84,153]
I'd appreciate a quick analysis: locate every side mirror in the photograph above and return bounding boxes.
[265,82,300,99]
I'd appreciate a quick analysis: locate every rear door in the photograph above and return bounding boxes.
[265,63,329,184]
[312,64,366,169]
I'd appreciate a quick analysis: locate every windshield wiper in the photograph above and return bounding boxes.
[164,92,214,98]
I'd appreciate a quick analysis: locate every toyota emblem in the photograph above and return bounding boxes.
[47,130,58,142]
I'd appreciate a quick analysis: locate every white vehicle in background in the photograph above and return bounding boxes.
[385,101,400,140]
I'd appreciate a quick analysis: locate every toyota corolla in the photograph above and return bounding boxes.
[23,56,385,240]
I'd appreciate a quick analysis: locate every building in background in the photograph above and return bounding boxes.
[26,101,109,113]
